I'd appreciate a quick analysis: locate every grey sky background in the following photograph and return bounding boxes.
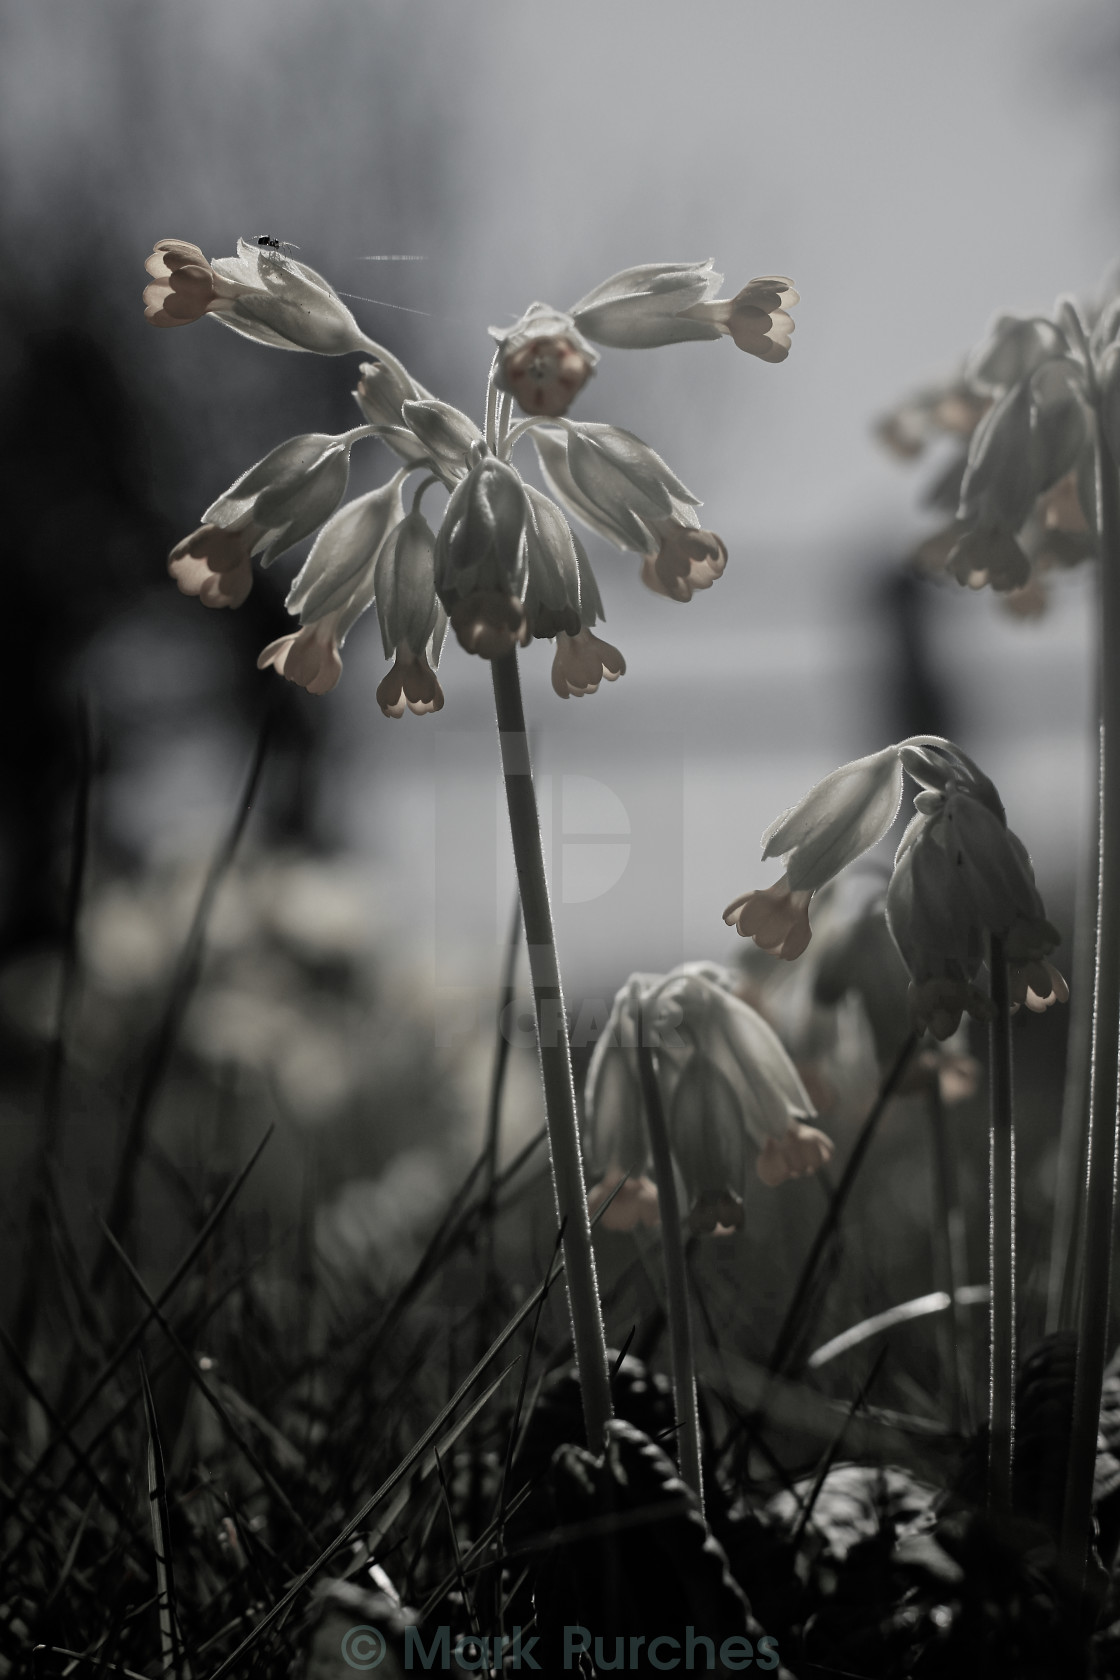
[2,0,1114,994]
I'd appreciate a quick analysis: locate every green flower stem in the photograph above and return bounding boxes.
[489,649,613,1451]
[1062,420,1120,1588]
[1046,787,1098,1335]
[636,1044,704,1510]
[987,933,1015,1514]
[927,1080,967,1435]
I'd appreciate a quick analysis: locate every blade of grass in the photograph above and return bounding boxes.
[138,1353,184,1679]
[362,1362,522,1554]
[0,1324,152,1571]
[0,1234,279,1587]
[434,1446,480,1637]
[7,702,94,1381]
[806,1285,988,1371]
[205,1264,560,1679]
[90,713,272,1290]
[789,1347,889,1551]
[489,1223,566,1635]
[1,1125,274,1525]
[768,1030,919,1377]
[637,1042,703,1510]
[927,1077,970,1432]
[316,1125,547,1428]
[99,1221,318,1547]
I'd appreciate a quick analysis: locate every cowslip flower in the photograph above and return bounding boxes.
[518,486,626,696]
[169,428,372,610]
[533,424,726,602]
[879,274,1120,604]
[569,262,798,361]
[725,737,1065,1041]
[148,237,792,710]
[488,261,798,422]
[372,491,447,716]
[889,742,1065,1037]
[586,963,833,1233]
[145,236,380,355]
[353,355,435,466]
[489,303,600,418]
[433,449,531,658]
[723,746,904,959]
[256,472,411,697]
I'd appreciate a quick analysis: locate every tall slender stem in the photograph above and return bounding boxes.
[1047,775,1098,1334]
[636,1045,704,1509]
[927,1079,966,1434]
[987,933,1015,1513]
[1062,419,1120,1589]
[489,650,613,1450]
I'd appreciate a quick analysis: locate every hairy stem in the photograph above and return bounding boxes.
[1047,781,1098,1334]
[1062,418,1120,1588]
[636,1045,704,1509]
[490,650,613,1449]
[928,1079,967,1434]
[987,933,1015,1513]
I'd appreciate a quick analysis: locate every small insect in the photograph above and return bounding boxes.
[254,234,299,253]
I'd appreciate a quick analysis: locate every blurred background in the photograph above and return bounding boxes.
[0,0,1117,1343]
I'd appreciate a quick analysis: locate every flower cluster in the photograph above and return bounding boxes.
[724,737,1065,1039]
[877,277,1120,606]
[147,243,797,708]
[585,962,833,1234]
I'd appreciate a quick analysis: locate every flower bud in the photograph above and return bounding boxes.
[400,399,484,482]
[434,456,531,658]
[489,304,599,418]
[354,356,433,466]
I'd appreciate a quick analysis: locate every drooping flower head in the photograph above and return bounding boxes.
[586,962,833,1233]
[147,238,797,710]
[723,746,905,960]
[724,737,1065,1040]
[878,271,1120,608]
